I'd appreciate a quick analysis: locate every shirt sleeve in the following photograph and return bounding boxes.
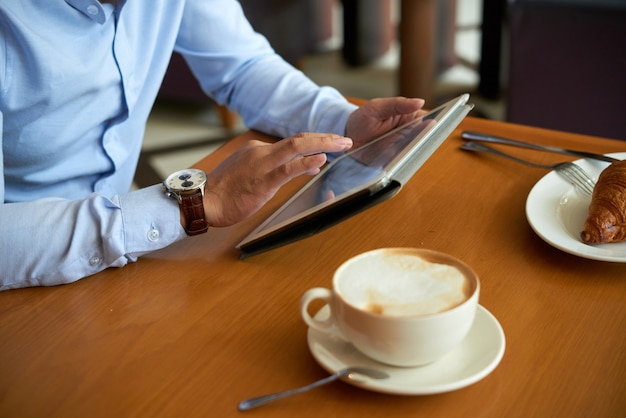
[175,0,358,138]
[0,180,186,290]
[0,0,360,290]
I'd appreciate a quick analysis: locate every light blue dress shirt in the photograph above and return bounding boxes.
[0,0,357,290]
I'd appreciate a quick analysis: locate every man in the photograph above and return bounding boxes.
[0,0,424,290]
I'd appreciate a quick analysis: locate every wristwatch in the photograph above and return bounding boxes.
[163,168,209,236]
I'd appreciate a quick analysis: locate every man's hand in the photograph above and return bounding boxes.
[202,132,352,227]
[345,97,426,148]
[197,97,424,229]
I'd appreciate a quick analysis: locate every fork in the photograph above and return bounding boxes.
[461,141,596,196]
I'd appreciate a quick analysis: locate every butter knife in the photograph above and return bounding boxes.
[461,131,619,163]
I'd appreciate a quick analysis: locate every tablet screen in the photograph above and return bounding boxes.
[237,94,472,252]
[258,109,441,231]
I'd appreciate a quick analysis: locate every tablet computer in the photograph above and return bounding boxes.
[237,94,474,257]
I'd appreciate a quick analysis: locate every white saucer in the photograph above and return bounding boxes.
[525,152,626,262]
[306,305,505,395]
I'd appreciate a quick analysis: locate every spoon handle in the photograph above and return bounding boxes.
[238,371,343,411]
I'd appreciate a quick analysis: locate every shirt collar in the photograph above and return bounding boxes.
[64,0,121,24]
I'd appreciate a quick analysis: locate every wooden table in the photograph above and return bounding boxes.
[1,116,625,417]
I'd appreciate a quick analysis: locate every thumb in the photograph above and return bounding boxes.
[368,97,425,119]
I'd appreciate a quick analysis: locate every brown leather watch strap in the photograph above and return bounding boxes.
[180,191,209,236]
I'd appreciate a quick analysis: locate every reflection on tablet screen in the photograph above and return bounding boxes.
[254,107,443,234]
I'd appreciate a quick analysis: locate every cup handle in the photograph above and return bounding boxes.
[300,288,343,339]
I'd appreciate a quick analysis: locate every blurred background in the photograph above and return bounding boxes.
[136,0,626,188]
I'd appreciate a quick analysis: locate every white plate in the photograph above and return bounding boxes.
[306,305,505,395]
[525,152,626,262]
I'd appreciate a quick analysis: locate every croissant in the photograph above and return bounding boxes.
[580,160,626,244]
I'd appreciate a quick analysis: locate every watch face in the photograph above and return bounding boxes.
[164,169,207,193]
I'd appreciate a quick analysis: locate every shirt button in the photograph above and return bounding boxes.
[87,4,99,15]
[148,229,160,242]
[89,255,102,266]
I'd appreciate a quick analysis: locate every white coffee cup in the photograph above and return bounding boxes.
[301,248,480,367]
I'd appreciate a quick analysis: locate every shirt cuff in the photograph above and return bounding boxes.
[118,184,187,257]
[312,87,358,135]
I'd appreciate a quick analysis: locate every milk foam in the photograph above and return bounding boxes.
[338,252,470,316]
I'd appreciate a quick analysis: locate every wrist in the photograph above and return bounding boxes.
[163,169,209,236]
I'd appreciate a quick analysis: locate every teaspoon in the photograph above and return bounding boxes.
[238,366,389,411]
